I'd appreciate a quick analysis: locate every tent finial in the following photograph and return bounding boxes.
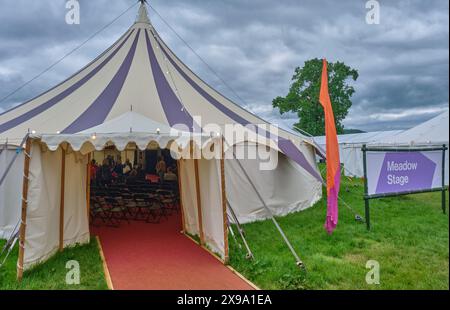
[136,0,150,24]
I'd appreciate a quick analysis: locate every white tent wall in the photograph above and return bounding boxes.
[179,158,226,259]
[62,150,90,248]
[0,146,23,239]
[22,142,89,270]
[198,159,225,258]
[179,159,200,236]
[341,144,365,178]
[225,144,322,224]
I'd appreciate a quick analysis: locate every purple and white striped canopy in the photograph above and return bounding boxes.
[0,4,321,181]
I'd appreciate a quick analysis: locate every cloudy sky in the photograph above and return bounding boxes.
[0,0,448,132]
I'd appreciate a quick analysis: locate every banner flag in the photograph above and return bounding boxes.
[319,59,341,234]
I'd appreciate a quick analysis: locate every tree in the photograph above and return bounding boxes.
[273,58,358,136]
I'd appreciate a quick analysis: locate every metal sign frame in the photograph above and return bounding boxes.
[362,144,447,230]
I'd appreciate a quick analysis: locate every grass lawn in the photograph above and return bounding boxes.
[0,238,107,290]
[229,171,449,290]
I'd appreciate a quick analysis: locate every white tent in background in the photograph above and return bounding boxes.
[373,110,449,185]
[314,130,403,177]
[0,3,323,274]
[376,111,449,146]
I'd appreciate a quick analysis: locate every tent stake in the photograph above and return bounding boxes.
[232,151,305,268]
[17,137,32,281]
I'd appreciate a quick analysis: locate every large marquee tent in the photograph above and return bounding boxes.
[0,3,323,273]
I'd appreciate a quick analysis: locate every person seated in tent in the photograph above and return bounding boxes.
[123,159,132,175]
[113,158,124,180]
[164,167,178,182]
[126,167,139,184]
[155,156,167,183]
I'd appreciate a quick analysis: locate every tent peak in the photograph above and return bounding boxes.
[136,1,150,24]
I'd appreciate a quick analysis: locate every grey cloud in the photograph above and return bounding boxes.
[0,0,448,132]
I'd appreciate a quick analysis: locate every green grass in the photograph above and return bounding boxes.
[0,238,108,290]
[229,172,449,290]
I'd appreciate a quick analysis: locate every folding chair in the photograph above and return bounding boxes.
[105,197,129,225]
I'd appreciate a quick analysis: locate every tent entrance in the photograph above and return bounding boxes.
[88,145,182,229]
[16,135,228,279]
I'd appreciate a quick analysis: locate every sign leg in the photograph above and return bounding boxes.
[442,189,446,214]
[364,198,370,231]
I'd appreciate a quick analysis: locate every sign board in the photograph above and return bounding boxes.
[361,145,447,230]
[366,150,443,196]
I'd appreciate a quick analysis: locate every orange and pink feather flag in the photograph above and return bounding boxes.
[319,59,341,234]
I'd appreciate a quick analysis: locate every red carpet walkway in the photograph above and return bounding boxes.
[91,212,254,290]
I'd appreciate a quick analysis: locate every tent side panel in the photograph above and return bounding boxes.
[0,148,23,238]
[23,143,62,270]
[225,145,322,224]
[63,151,90,248]
[179,159,200,237]
[342,145,365,178]
[198,158,225,259]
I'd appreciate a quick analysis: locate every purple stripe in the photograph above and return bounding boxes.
[145,30,193,130]
[62,30,141,134]
[156,34,251,128]
[0,30,135,134]
[278,138,323,182]
[154,32,322,181]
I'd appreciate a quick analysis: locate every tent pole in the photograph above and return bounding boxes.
[176,159,186,233]
[232,150,305,268]
[227,218,240,248]
[193,158,205,245]
[59,148,66,252]
[227,200,254,260]
[17,137,32,281]
[86,153,91,225]
[220,138,229,263]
